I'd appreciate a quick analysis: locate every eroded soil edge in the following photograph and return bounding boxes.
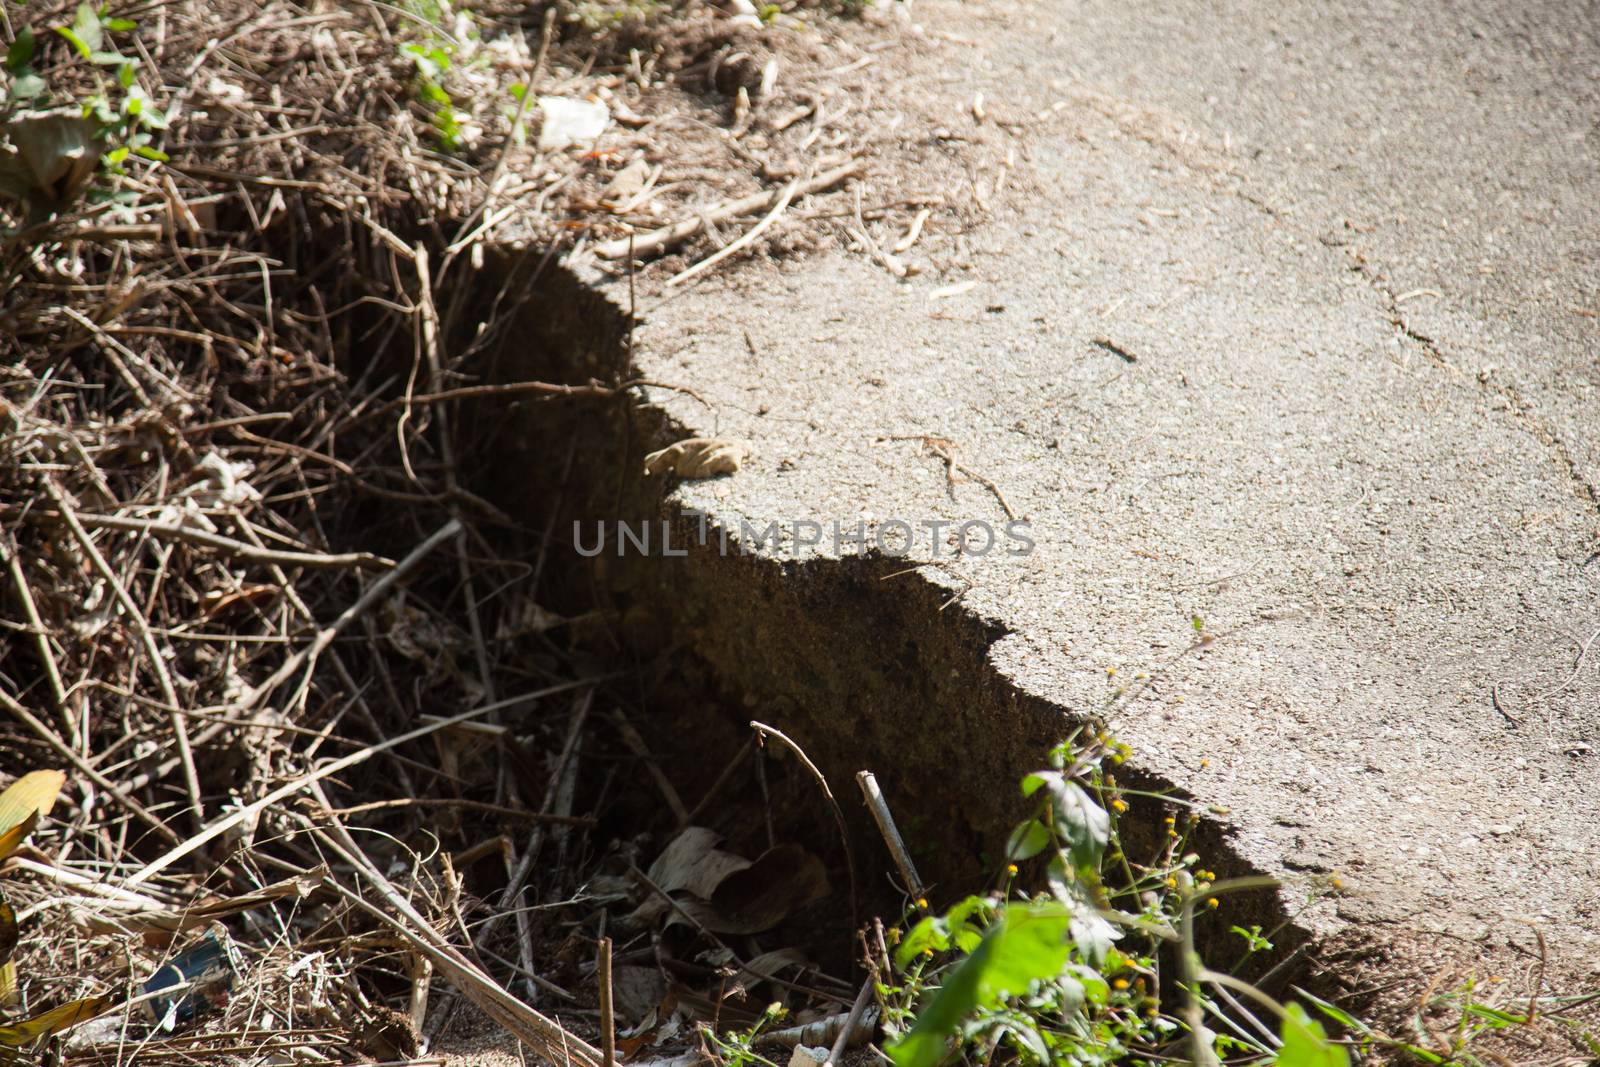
[456,249,1347,1005]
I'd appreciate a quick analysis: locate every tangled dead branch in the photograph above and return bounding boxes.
[0,0,927,1058]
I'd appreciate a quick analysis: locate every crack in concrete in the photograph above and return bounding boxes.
[1116,77,1600,536]
[1378,285,1600,521]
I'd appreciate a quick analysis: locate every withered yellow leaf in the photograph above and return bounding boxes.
[0,993,113,1046]
[0,770,63,862]
[0,814,38,866]
[0,898,16,970]
[0,771,64,834]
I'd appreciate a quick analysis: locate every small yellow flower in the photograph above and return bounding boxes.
[1199,757,1210,769]
[1165,876,1178,888]
[1206,897,1220,909]
[1111,798,1128,813]
[1106,667,1118,677]
[1174,694,1186,704]
[916,897,929,911]
[1006,864,1018,877]
[1163,815,1176,825]
[1113,978,1130,990]
[923,948,934,958]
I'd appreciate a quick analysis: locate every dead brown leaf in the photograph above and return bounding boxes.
[642,438,747,479]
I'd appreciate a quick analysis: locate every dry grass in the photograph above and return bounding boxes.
[0,0,913,1060]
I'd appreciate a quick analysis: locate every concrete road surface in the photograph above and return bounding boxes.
[588,0,1600,1004]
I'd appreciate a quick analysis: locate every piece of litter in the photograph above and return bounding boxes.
[928,279,978,300]
[143,930,235,1028]
[787,1046,830,1067]
[538,96,609,151]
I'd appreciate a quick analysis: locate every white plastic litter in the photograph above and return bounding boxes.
[537,96,609,151]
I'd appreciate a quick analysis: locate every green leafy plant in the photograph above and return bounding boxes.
[0,4,169,222]
[875,733,1349,1067]
[394,0,486,152]
[401,40,473,152]
[700,1000,787,1067]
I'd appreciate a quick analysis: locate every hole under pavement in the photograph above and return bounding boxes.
[430,243,1351,1024]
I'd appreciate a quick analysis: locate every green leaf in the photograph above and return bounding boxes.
[9,71,45,100]
[1024,772,1109,872]
[1297,989,1364,1034]
[6,28,36,71]
[1068,909,1119,967]
[117,61,136,87]
[72,3,102,50]
[1462,1003,1526,1029]
[103,145,128,164]
[1273,1003,1350,1067]
[104,16,136,31]
[1005,819,1051,862]
[53,26,90,58]
[895,916,948,969]
[1053,972,1086,1017]
[132,144,167,162]
[943,896,989,955]
[998,1018,1050,1062]
[53,3,104,58]
[1231,924,1274,954]
[401,42,450,80]
[886,904,1074,1067]
[1067,963,1108,1006]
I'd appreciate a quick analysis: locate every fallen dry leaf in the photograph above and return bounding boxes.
[643,438,746,479]
[648,827,751,898]
[601,159,652,211]
[675,843,830,935]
